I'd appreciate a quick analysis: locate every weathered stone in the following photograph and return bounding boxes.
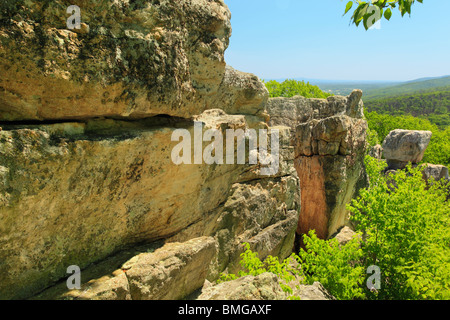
[0,0,268,121]
[382,130,432,169]
[0,111,251,299]
[197,273,334,300]
[421,163,449,183]
[197,273,286,300]
[213,65,269,117]
[0,0,367,301]
[266,90,368,242]
[295,153,367,241]
[369,144,383,160]
[33,237,216,300]
[125,237,217,300]
[167,176,300,278]
[267,89,365,136]
[331,226,359,246]
[293,282,335,300]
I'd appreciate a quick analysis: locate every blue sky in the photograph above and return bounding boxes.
[224,0,450,82]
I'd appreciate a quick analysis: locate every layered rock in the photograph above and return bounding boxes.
[382,129,432,170]
[0,0,371,301]
[33,237,217,300]
[0,0,301,300]
[0,109,300,299]
[0,0,268,121]
[266,90,368,242]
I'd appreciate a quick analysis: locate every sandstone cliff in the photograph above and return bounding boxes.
[266,91,368,244]
[0,0,367,300]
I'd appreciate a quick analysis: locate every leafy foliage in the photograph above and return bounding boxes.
[264,79,332,99]
[344,0,424,30]
[348,156,450,299]
[218,243,298,296]
[364,90,450,128]
[220,238,367,300]
[298,231,366,300]
[220,157,450,300]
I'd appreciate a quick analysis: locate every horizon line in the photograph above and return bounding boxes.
[260,75,450,84]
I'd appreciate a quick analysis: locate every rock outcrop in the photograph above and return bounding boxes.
[0,109,300,300]
[33,237,217,300]
[197,273,334,300]
[0,0,301,300]
[421,163,449,183]
[380,130,448,188]
[0,0,370,300]
[368,144,383,160]
[266,90,368,243]
[382,129,432,170]
[0,0,243,121]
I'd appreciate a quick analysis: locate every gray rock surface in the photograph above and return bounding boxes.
[197,273,334,300]
[421,163,449,183]
[33,237,217,300]
[382,130,432,169]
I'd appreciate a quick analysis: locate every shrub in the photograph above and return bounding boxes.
[348,156,450,299]
[264,79,332,99]
[297,230,366,300]
[219,156,450,300]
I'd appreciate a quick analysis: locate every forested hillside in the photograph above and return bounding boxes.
[363,76,450,100]
[364,89,450,128]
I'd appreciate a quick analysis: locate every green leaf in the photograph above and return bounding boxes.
[344,1,354,15]
[384,8,392,20]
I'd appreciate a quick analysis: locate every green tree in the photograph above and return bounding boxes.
[298,231,366,300]
[344,0,424,30]
[264,79,332,99]
[348,156,450,299]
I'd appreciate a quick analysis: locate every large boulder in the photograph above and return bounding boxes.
[421,163,449,183]
[33,237,217,300]
[382,130,432,169]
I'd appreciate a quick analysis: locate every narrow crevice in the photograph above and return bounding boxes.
[0,114,195,142]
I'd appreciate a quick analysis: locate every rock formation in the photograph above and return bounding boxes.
[421,163,449,183]
[380,129,448,182]
[0,0,368,300]
[197,273,334,300]
[266,91,368,243]
[0,0,300,300]
[382,129,432,170]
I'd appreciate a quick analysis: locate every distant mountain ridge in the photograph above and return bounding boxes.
[363,76,450,101]
[269,75,450,98]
